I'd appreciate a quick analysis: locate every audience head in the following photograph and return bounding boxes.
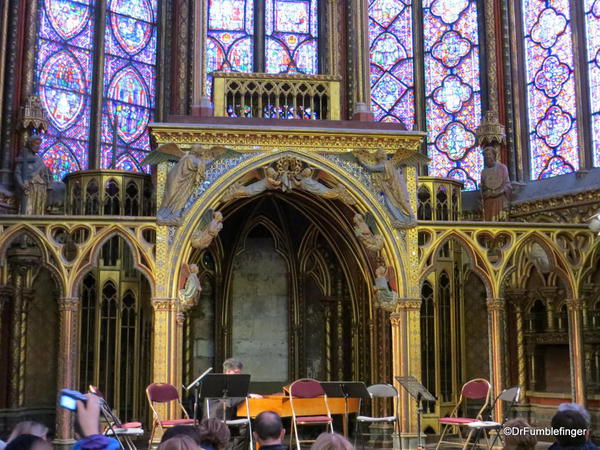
[198,418,230,450]
[254,411,285,444]
[160,425,202,445]
[5,435,51,450]
[502,418,537,450]
[222,358,243,374]
[311,432,355,450]
[8,422,48,443]
[158,435,198,450]
[551,403,590,447]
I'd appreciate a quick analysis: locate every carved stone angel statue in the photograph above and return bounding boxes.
[353,213,384,252]
[142,144,239,226]
[292,167,356,205]
[373,265,399,312]
[178,263,201,310]
[338,148,427,228]
[191,210,223,250]
[222,166,282,202]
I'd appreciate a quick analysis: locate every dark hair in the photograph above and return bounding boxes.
[158,435,199,450]
[198,418,230,450]
[502,418,537,450]
[551,409,588,447]
[161,425,202,445]
[255,411,283,442]
[6,435,49,450]
[222,358,243,372]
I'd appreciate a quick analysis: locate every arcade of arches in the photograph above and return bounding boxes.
[0,0,599,448]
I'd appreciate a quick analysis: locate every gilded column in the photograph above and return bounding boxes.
[541,287,557,331]
[566,298,586,405]
[150,298,179,443]
[8,281,25,407]
[54,297,80,444]
[506,290,527,398]
[390,299,421,438]
[487,298,505,421]
[348,0,373,120]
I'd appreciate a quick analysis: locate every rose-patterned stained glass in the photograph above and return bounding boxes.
[423,0,482,190]
[36,0,95,180]
[101,0,157,172]
[585,0,600,167]
[206,0,254,94]
[523,0,579,179]
[368,0,414,128]
[265,0,319,73]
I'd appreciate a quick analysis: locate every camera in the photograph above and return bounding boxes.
[59,389,88,411]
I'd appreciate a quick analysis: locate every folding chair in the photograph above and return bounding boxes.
[146,383,195,446]
[288,378,334,450]
[435,378,491,450]
[353,384,400,449]
[466,386,521,448]
[88,386,144,450]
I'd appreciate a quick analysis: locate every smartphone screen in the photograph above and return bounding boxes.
[59,394,77,411]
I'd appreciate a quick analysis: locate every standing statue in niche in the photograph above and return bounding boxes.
[15,135,52,215]
[373,265,399,312]
[355,148,417,228]
[178,263,201,310]
[477,112,511,221]
[142,144,239,226]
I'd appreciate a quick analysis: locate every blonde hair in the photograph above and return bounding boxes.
[310,432,355,450]
[8,421,49,442]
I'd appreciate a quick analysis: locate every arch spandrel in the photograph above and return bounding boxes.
[155,149,419,303]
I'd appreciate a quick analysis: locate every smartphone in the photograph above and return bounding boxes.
[59,389,87,411]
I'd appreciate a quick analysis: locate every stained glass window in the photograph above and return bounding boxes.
[101,0,158,171]
[423,0,482,190]
[523,0,579,179]
[36,0,158,179]
[206,0,254,93]
[368,0,414,128]
[265,0,319,74]
[36,0,95,180]
[585,0,600,168]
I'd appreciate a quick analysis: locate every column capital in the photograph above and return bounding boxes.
[566,298,584,312]
[58,297,80,312]
[151,297,178,311]
[486,298,505,312]
[397,298,422,311]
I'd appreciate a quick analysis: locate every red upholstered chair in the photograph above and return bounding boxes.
[435,378,491,450]
[146,383,195,446]
[288,378,334,450]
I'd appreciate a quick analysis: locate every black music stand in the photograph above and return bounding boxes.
[200,374,251,419]
[185,367,213,424]
[320,382,370,437]
[396,376,435,449]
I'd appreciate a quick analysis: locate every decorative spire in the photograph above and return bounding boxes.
[476,110,506,147]
[20,95,48,134]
